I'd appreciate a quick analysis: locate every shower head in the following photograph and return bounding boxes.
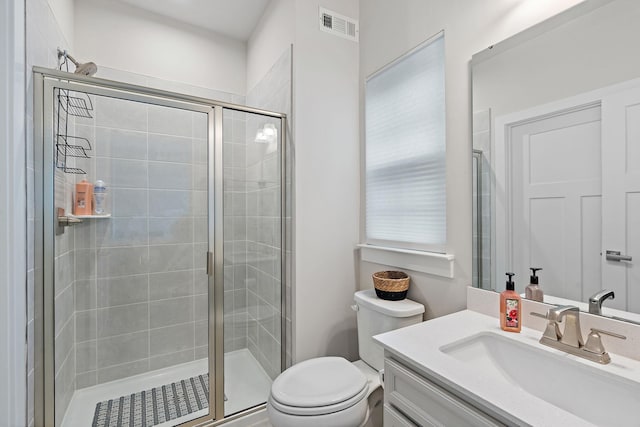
[73,60,98,76]
[58,49,98,76]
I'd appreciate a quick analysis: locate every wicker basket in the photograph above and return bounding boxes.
[372,271,410,301]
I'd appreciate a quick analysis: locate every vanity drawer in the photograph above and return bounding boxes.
[384,358,504,427]
[384,404,418,427]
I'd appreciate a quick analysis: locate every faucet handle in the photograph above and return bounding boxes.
[592,328,626,339]
[584,328,626,355]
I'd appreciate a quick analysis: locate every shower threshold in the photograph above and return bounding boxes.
[61,349,272,427]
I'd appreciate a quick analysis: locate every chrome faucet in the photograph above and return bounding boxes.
[531,305,626,364]
[588,289,615,315]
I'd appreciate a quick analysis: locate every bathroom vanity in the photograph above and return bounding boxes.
[374,308,640,427]
[382,353,503,426]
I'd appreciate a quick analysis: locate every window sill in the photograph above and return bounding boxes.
[357,244,455,278]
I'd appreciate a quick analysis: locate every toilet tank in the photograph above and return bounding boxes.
[354,289,425,371]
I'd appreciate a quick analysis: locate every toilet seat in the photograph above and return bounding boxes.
[269,385,368,416]
[269,357,368,416]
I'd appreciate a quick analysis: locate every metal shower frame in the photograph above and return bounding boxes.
[33,67,288,427]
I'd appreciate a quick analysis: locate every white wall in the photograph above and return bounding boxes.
[293,0,361,362]
[1,0,26,425]
[47,0,74,45]
[246,0,294,92]
[74,0,247,95]
[358,0,584,318]
[474,0,640,121]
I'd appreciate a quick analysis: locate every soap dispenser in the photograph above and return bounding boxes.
[500,273,521,333]
[525,268,544,302]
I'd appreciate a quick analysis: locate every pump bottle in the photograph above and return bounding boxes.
[500,272,521,332]
[525,268,544,302]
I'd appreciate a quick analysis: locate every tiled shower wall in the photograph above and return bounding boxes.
[94,66,252,358]
[245,48,292,379]
[90,59,293,384]
[70,96,211,388]
[53,167,76,426]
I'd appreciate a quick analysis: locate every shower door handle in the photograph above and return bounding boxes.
[206,251,214,276]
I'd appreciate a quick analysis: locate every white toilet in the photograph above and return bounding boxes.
[267,289,425,427]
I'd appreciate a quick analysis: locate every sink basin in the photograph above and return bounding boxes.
[440,332,640,426]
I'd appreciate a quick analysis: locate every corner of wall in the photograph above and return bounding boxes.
[46,0,75,49]
[246,0,295,93]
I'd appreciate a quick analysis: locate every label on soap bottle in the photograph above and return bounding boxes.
[505,298,519,328]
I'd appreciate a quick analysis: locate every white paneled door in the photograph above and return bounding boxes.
[501,81,640,312]
[509,105,602,302]
[602,86,640,312]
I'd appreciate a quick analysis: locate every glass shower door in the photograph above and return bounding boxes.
[221,108,283,416]
[45,82,214,426]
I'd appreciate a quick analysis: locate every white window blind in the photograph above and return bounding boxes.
[365,33,446,252]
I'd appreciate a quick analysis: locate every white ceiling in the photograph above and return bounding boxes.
[117,0,271,41]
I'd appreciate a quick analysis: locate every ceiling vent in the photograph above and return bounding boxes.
[319,7,359,42]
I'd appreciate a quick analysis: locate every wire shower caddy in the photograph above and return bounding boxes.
[55,51,94,174]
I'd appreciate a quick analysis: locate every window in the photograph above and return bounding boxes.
[365,32,446,253]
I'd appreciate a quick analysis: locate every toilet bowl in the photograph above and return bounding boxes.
[267,357,377,427]
[267,290,424,427]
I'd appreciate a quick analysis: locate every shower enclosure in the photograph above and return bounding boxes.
[33,68,287,426]
[472,149,491,290]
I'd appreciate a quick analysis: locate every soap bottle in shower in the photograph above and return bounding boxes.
[93,180,107,215]
[525,268,544,302]
[74,179,93,216]
[500,273,521,333]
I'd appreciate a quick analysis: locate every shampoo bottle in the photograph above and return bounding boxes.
[525,268,544,302]
[93,180,107,214]
[500,273,521,332]
[74,179,93,216]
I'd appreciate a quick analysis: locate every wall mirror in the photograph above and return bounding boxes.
[471,0,640,323]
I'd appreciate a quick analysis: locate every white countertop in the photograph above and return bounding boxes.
[373,310,640,427]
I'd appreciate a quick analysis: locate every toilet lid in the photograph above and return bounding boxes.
[270,357,368,409]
